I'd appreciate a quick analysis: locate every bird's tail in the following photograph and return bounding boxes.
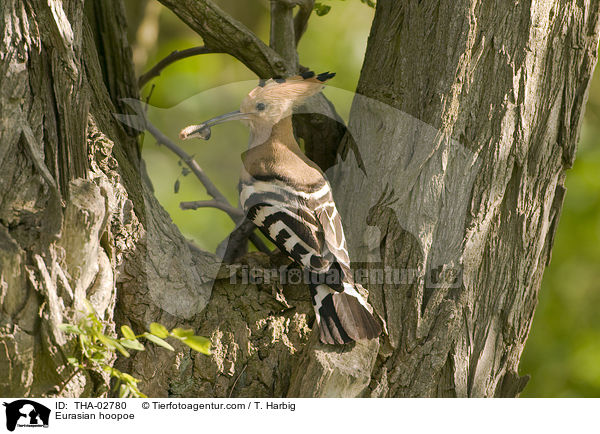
[310,283,382,345]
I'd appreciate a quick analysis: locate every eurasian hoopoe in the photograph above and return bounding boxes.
[180,71,382,345]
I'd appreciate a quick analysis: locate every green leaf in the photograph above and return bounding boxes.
[113,340,131,358]
[143,332,175,351]
[119,383,129,398]
[121,373,140,384]
[59,324,82,335]
[82,299,96,315]
[149,322,169,339]
[90,352,106,362]
[180,336,211,355]
[127,380,148,398]
[88,343,106,354]
[121,325,136,340]
[109,367,127,381]
[126,382,147,398]
[66,357,79,366]
[171,328,194,339]
[120,339,145,351]
[94,331,116,350]
[314,2,331,16]
[79,335,92,357]
[86,313,102,328]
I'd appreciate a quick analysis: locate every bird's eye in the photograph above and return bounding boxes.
[256,102,266,111]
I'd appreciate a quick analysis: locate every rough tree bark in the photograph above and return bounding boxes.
[1,0,598,398]
[0,0,218,396]
[330,0,600,396]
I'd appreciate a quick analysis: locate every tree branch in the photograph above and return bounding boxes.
[267,0,314,48]
[157,0,293,78]
[218,219,269,264]
[145,120,228,204]
[138,46,218,88]
[156,0,346,173]
[143,119,269,254]
[270,0,299,70]
[293,0,314,46]
[55,367,82,397]
[180,199,244,220]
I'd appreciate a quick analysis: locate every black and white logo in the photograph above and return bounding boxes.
[2,400,50,432]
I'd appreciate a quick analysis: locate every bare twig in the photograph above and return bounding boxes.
[145,121,229,204]
[143,118,269,254]
[143,84,155,112]
[157,0,293,78]
[293,0,315,46]
[138,46,217,88]
[56,367,82,397]
[180,200,244,220]
[228,363,247,397]
[218,219,269,263]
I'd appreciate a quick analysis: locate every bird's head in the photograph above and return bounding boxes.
[180,71,335,143]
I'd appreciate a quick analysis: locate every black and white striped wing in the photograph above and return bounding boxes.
[240,179,337,274]
[240,178,382,344]
[314,196,351,269]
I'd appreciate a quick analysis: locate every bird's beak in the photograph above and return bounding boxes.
[179,110,253,140]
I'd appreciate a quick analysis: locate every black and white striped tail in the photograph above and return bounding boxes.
[311,283,382,345]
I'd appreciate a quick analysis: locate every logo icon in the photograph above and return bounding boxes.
[3,400,50,432]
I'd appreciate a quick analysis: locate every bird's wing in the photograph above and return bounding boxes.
[241,178,382,344]
[313,195,351,269]
[241,178,337,274]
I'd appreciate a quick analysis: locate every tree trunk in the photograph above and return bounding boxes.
[330,0,600,396]
[1,0,598,398]
[0,0,215,396]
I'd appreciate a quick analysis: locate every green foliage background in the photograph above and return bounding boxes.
[126,0,600,397]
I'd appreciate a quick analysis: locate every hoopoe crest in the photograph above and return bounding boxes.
[181,71,382,345]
